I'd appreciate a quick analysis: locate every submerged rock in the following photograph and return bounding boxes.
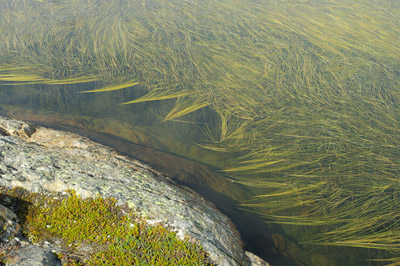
[0,116,269,266]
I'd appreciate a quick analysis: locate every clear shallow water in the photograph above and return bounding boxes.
[1,0,400,265]
[0,85,392,266]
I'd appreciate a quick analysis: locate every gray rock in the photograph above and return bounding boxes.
[0,117,36,139]
[0,127,10,136]
[0,203,60,266]
[0,116,270,266]
[0,204,17,221]
[0,204,18,242]
[5,245,61,266]
[244,251,270,266]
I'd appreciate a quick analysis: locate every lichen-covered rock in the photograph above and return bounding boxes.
[5,245,61,266]
[0,116,270,266]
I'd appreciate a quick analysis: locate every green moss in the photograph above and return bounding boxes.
[0,187,212,266]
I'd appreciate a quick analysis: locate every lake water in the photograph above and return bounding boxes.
[1,0,399,265]
[0,84,392,266]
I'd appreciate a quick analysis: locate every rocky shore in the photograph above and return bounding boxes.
[0,116,269,266]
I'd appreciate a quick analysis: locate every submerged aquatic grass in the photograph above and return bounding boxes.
[1,0,400,263]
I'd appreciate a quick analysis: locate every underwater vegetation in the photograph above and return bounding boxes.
[1,0,400,263]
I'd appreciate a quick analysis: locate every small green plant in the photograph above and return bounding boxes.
[0,187,212,266]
